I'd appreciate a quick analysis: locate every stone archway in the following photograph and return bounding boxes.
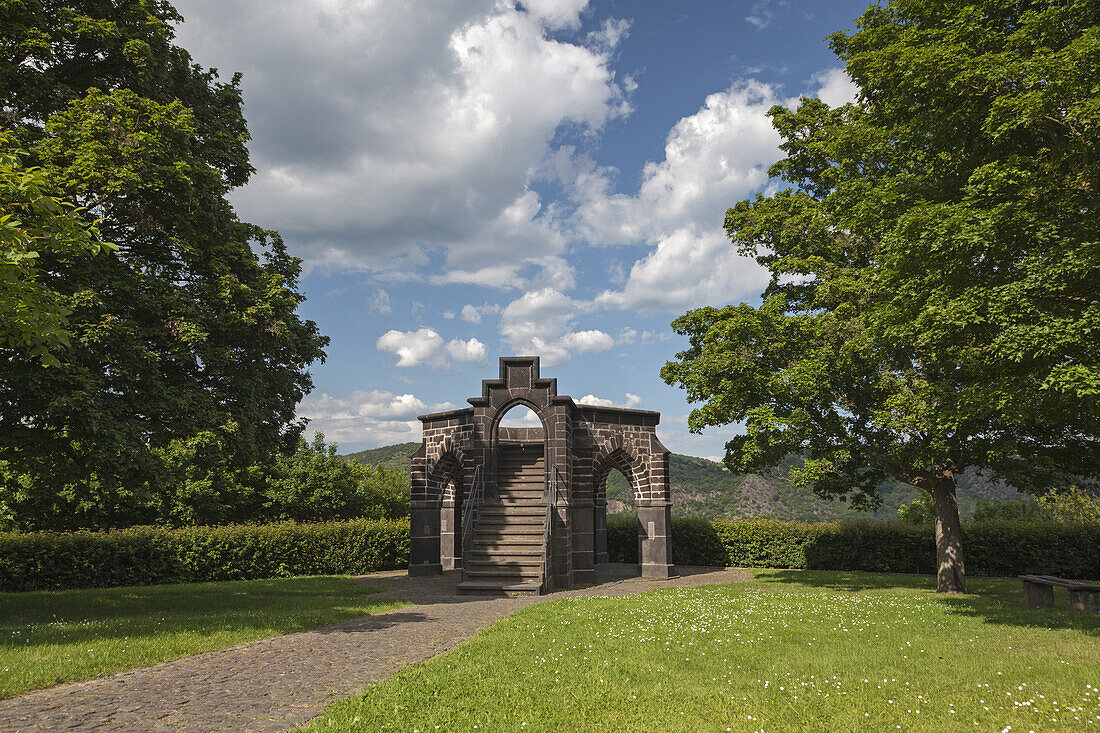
[410,357,673,591]
[431,452,464,570]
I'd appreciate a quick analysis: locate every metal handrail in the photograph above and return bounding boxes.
[461,465,483,557]
[541,466,563,592]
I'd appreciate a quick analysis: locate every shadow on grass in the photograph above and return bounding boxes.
[0,577,404,647]
[753,568,932,592]
[754,569,1100,636]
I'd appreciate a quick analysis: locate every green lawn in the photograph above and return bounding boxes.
[0,576,406,699]
[304,571,1099,732]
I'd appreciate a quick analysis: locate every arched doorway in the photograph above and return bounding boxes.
[465,403,549,588]
[594,465,634,563]
[410,356,673,589]
[434,453,464,570]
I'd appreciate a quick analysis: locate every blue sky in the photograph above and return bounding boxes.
[172,0,869,457]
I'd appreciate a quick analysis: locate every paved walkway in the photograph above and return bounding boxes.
[0,565,751,732]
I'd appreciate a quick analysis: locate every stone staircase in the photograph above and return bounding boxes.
[457,443,548,595]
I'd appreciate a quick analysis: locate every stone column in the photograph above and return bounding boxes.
[569,501,595,584]
[637,500,673,579]
[409,499,443,576]
[594,498,609,564]
[440,498,461,570]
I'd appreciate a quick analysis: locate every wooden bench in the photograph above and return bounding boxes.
[1019,575,1100,613]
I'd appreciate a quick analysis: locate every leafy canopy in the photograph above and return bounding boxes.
[0,133,113,365]
[0,0,328,529]
[662,0,1100,508]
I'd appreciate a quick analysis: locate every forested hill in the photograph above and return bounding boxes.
[344,443,1022,521]
[344,443,421,473]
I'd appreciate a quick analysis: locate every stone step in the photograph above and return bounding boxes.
[474,540,543,550]
[469,546,544,557]
[475,526,543,537]
[481,505,545,516]
[475,526,544,537]
[457,580,544,596]
[462,563,543,576]
[464,562,542,573]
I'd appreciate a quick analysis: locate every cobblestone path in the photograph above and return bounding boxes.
[0,565,750,732]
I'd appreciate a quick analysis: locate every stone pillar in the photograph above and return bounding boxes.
[440,499,461,570]
[570,501,595,584]
[409,500,443,576]
[594,499,609,564]
[637,501,673,579]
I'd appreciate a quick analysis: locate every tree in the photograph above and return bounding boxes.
[662,0,1099,593]
[0,1,328,529]
[0,132,114,365]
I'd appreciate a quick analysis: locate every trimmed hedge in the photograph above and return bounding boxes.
[0,518,410,591]
[5,515,1095,592]
[608,516,1100,580]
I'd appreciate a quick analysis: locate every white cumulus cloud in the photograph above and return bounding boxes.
[298,389,457,450]
[578,74,850,313]
[174,0,630,284]
[577,393,642,408]
[499,288,613,366]
[377,328,487,368]
[445,337,489,363]
[460,303,501,324]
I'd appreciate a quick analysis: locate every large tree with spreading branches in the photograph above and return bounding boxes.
[662,0,1099,593]
[0,0,328,529]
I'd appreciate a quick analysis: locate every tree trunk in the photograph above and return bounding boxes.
[929,476,966,594]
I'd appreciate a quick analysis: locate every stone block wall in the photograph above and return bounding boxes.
[410,357,674,586]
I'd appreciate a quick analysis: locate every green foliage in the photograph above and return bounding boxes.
[664,0,1099,500]
[344,442,422,473]
[266,434,410,524]
[0,133,113,365]
[0,518,410,592]
[662,0,1100,591]
[0,0,327,522]
[669,516,728,567]
[1,433,410,531]
[898,493,934,524]
[972,498,1048,523]
[605,512,637,564]
[606,517,1100,580]
[1037,485,1100,524]
[973,486,1100,523]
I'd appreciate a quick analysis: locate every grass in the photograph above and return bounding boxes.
[0,575,406,699]
[303,570,1099,732]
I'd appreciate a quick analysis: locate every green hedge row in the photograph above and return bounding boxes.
[5,515,1095,592]
[608,516,1100,580]
[0,518,410,591]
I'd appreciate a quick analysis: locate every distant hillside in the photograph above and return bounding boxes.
[606,454,1023,521]
[344,442,419,473]
[345,443,1023,521]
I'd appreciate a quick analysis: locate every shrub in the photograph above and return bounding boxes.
[897,494,934,524]
[606,515,747,567]
[972,498,1048,522]
[1036,485,1100,524]
[671,517,728,567]
[606,512,638,564]
[0,432,410,532]
[606,517,1100,580]
[0,518,410,591]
